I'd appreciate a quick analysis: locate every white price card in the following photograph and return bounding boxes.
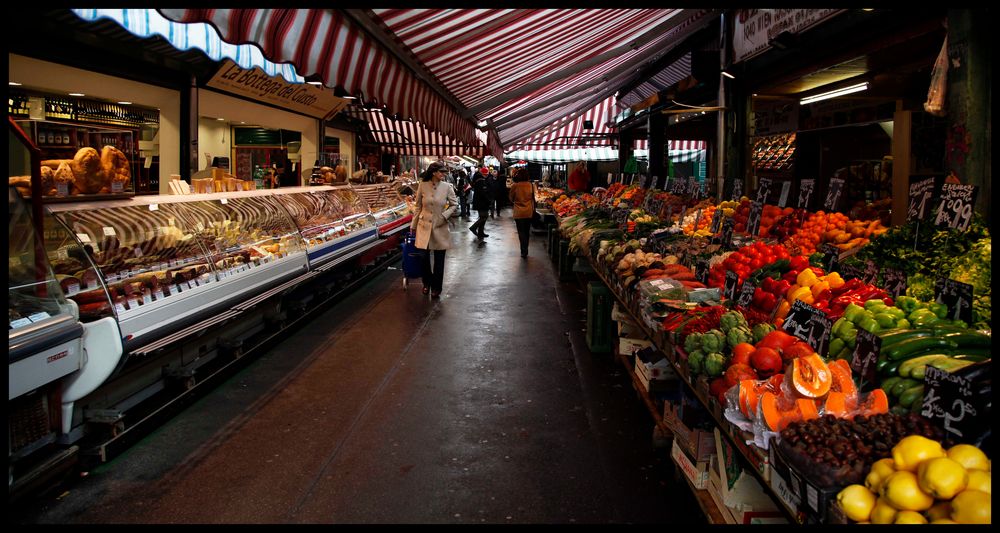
[142,292,153,305]
[149,203,159,211]
[220,198,228,205]
[153,289,164,301]
[28,312,52,322]
[10,317,33,329]
[111,181,124,193]
[103,226,116,236]
[65,282,80,296]
[76,233,92,243]
[56,248,69,261]
[56,182,69,197]
[114,302,128,315]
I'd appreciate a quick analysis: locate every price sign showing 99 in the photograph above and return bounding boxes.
[934,183,978,232]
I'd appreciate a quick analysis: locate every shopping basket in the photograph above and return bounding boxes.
[401,231,424,289]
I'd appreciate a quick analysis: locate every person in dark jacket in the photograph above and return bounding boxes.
[468,167,492,241]
[456,169,471,218]
[490,168,506,217]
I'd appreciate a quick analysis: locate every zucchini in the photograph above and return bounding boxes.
[886,337,959,360]
[899,384,926,408]
[875,355,892,374]
[891,378,922,397]
[927,358,975,374]
[878,329,935,348]
[939,332,992,349]
[880,376,904,394]
[900,354,951,379]
[883,358,906,378]
[951,353,992,362]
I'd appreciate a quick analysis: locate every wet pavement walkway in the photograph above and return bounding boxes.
[13,209,703,525]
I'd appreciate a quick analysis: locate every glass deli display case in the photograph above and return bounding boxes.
[353,183,413,236]
[46,191,311,347]
[271,186,379,267]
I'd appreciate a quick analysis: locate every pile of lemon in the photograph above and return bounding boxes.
[837,436,991,524]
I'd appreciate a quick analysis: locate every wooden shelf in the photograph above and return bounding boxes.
[673,455,733,525]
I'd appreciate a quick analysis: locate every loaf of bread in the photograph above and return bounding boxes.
[71,147,104,194]
[100,146,131,193]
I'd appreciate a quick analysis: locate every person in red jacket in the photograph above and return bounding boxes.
[567,162,590,192]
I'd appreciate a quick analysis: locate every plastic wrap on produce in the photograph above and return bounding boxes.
[637,278,682,300]
[722,384,778,450]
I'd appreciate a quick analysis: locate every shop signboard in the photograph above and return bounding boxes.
[733,9,843,63]
[208,59,350,120]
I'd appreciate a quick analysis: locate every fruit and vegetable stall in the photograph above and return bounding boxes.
[548,180,991,525]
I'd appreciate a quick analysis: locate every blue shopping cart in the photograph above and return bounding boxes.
[401,231,424,289]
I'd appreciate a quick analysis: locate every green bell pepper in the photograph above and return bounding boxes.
[843,303,867,323]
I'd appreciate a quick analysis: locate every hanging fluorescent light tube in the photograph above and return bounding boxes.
[721,70,735,79]
[800,82,869,105]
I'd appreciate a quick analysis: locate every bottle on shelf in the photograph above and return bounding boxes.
[46,130,55,144]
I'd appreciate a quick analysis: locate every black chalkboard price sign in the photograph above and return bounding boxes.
[839,263,863,281]
[797,179,815,209]
[756,178,772,205]
[695,258,710,285]
[850,329,883,391]
[671,177,687,195]
[862,260,879,285]
[731,178,743,201]
[934,277,974,325]
[922,366,979,440]
[709,208,723,234]
[724,270,739,301]
[934,184,978,231]
[720,217,736,250]
[736,279,756,308]
[824,177,845,212]
[819,243,840,273]
[882,267,907,298]
[746,200,763,237]
[687,176,698,197]
[907,177,937,222]
[781,300,833,356]
[778,180,792,208]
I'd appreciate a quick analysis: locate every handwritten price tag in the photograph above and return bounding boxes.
[724,270,739,301]
[934,277,974,325]
[922,367,979,439]
[882,267,907,298]
[824,177,845,212]
[797,179,815,209]
[731,178,743,201]
[756,177,772,204]
[746,200,763,237]
[737,279,756,308]
[934,183,978,231]
[850,329,882,390]
[907,177,936,222]
[778,180,792,208]
[781,300,832,356]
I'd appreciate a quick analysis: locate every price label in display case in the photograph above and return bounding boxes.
[907,177,937,222]
[736,279,756,308]
[746,201,763,237]
[755,177,772,204]
[850,329,882,390]
[824,177,845,212]
[934,184,978,231]
[934,277,974,325]
[922,366,981,440]
[781,300,832,356]
[819,243,840,273]
[724,270,739,301]
[797,179,815,209]
[882,267,907,298]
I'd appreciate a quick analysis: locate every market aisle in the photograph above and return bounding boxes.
[16,210,701,525]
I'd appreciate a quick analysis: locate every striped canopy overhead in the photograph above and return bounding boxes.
[618,52,692,109]
[346,106,492,158]
[158,9,716,154]
[506,96,617,151]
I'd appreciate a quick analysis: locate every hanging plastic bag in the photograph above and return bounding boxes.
[923,34,949,116]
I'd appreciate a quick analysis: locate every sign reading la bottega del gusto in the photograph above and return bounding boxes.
[208,60,349,120]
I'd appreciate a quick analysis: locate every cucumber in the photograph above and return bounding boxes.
[875,355,892,373]
[883,358,906,378]
[899,384,926,408]
[900,354,951,379]
[886,337,960,360]
[891,378,921,397]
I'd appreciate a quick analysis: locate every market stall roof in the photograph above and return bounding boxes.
[506,96,618,151]
[508,139,706,164]
[617,52,692,109]
[158,9,716,153]
[346,106,499,158]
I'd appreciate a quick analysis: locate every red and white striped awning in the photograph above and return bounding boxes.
[158,9,481,148]
[507,96,617,151]
[346,107,493,158]
[618,52,693,109]
[158,9,717,154]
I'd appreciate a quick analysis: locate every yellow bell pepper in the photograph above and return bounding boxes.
[789,285,812,304]
[776,300,792,319]
[825,272,845,290]
[810,280,830,299]
[796,268,818,288]
[785,283,801,302]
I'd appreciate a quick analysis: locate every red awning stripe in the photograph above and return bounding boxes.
[508,96,618,150]
[158,8,480,148]
[346,107,499,158]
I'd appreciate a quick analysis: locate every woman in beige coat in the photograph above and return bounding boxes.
[410,162,458,298]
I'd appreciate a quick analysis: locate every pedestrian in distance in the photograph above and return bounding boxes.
[468,167,492,241]
[485,169,497,218]
[508,167,536,258]
[456,169,472,218]
[567,161,591,193]
[410,162,458,298]
[491,168,506,217]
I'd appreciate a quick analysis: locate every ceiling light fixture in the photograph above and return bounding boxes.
[69,92,85,97]
[721,70,735,79]
[304,74,323,86]
[117,101,132,105]
[9,81,22,86]
[216,117,225,121]
[800,82,869,105]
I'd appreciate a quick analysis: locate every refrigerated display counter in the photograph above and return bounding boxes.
[353,183,413,237]
[270,186,379,268]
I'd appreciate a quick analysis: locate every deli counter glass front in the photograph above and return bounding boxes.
[353,183,413,236]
